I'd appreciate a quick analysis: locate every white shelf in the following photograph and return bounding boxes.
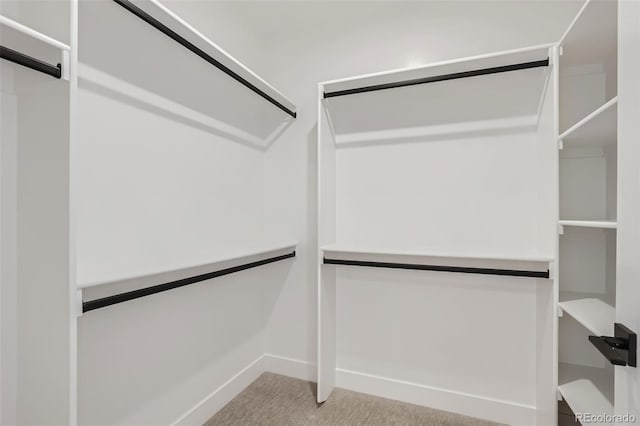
[321,244,552,274]
[559,98,617,148]
[127,0,296,116]
[559,298,614,336]
[558,0,617,70]
[79,242,297,290]
[559,220,617,230]
[0,15,70,51]
[320,44,552,143]
[558,363,614,417]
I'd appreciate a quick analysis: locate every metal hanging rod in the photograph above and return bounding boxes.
[111,0,296,118]
[83,251,296,313]
[323,257,549,279]
[0,45,61,79]
[323,58,550,98]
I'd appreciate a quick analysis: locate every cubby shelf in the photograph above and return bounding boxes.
[559,297,614,336]
[558,363,614,418]
[559,220,617,230]
[559,98,617,149]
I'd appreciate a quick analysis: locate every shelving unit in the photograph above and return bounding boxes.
[318,44,557,425]
[556,0,619,423]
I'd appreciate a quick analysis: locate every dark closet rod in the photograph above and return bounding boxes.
[323,58,549,98]
[112,0,296,118]
[323,257,549,279]
[0,45,61,79]
[83,251,296,313]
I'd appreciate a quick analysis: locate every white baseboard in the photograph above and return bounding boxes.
[174,354,537,426]
[172,355,266,425]
[263,354,316,382]
[336,367,537,425]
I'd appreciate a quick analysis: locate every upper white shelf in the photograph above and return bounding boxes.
[559,220,617,230]
[559,297,614,336]
[320,44,553,144]
[559,0,617,70]
[322,244,552,276]
[114,0,296,118]
[559,98,617,149]
[0,15,70,51]
[559,363,614,418]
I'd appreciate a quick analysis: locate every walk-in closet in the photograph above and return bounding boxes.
[1,1,638,425]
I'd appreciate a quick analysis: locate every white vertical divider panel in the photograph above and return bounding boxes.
[536,45,560,426]
[68,0,79,424]
[317,84,337,402]
[615,0,640,418]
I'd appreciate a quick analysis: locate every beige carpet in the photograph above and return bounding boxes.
[204,373,502,426]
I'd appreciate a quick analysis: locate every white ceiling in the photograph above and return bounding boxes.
[217,0,584,44]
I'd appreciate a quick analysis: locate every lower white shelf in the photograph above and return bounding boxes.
[321,244,552,278]
[558,363,614,418]
[559,297,615,336]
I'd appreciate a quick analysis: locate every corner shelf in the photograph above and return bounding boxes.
[559,297,615,336]
[559,98,617,149]
[559,220,617,230]
[558,363,614,418]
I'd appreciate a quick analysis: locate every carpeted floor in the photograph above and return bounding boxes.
[204,373,502,426]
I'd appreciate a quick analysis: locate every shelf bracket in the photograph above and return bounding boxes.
[558,224,564,235]
[589,323,637,367]
[558,139,564,150]
[559,46,564,56]
[557,306,564,318]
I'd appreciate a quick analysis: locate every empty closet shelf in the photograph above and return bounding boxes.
[80,243,296,313]
[559,98,617,148]
[559,298,615,336]
[322,245,551,278]
[558,363,614,418]
[559,220,617,230]
[111,0,296,118]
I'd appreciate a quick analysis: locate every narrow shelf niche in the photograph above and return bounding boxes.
[559,363,614,419]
